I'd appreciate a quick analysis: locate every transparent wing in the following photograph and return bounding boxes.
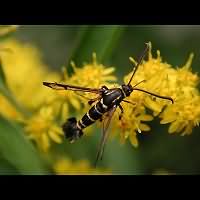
[94,105,117,167]
[43,81,101,94]
[74,91,102,105]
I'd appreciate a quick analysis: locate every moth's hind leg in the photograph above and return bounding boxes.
[118,104,124,120]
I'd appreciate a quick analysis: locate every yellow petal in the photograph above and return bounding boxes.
[181,124,193,136]
[145,98,162,113]
[174,122,186,133]
[183,53,194,70]
[102,75,116,81]
[139,114,153,121]
[160,115,177,124]
[129,57,137,66]
[103,67,115,75]
[129,132,138,147]
[139,123,151,132]
[41,133,50,152]
[48,131,62,144]
[52,126,63,135]
[168,120,181,134]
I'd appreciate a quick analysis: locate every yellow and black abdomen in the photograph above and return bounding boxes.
[77,89,123,129]
[77,101,106,129]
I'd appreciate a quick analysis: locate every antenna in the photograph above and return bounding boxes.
[133,88,174,103]
[128,42,150,86]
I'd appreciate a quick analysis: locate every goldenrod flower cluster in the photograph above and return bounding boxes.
[114,43,200,146]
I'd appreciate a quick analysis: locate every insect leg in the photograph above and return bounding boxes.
[118,104,124,120]
[122,99,136,106]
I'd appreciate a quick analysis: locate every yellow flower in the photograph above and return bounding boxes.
[112,101,153,147]
[160,95,200,135]
[0,39,60,111]
[70,53,116,89]
[113,42,200,146]
[53,53,117,110]
[24,106,63,152]
[53,158,111,175]
[159,53,200,135]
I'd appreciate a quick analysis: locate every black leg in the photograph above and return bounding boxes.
[122,100,136,106]
[119,104,124,120]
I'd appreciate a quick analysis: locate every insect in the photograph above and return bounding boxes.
[43,43,173,166]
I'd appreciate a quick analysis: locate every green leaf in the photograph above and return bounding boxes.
[67,25,125,75]
[0,115,48,174]
[0,156,19,175]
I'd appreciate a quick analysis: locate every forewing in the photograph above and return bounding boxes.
[43,82,101,94]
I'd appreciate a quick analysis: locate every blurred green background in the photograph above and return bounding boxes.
[1,25,200,174]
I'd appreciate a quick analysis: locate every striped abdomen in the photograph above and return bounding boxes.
[77,88,124,130]
[77,101,106,129]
